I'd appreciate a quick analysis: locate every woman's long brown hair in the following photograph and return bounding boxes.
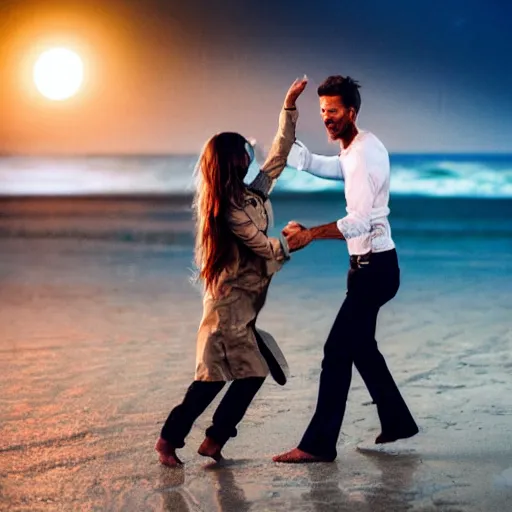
[193,132,250,292]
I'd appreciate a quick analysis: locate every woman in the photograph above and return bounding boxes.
[155,77,307,466]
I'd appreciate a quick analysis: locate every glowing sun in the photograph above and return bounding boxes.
[33,48,84,101]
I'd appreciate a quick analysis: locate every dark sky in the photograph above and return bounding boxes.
[1,0,511,154]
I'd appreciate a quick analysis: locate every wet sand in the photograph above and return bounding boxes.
[1,197,512,511]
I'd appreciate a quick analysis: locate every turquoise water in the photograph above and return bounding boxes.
[1,195,510,286]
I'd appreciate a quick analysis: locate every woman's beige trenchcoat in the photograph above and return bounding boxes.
[194,107,298,383]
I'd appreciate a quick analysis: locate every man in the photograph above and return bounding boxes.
[273,75,419,463]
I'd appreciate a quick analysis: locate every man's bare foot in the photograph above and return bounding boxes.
[375,425,419,444]
[155,437,183,467]
[198,437,223,462]
[273,447,334,463]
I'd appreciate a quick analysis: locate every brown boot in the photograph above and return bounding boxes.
[198,437,223,462]
[155,437,183,467]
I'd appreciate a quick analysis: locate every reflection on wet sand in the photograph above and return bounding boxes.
[302,451,421,512]
[159,466,194,512]
[205,459,252,512]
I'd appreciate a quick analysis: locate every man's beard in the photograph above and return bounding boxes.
[325,120,350,141]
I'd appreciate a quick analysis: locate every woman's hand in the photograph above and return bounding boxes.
[284,76,308,109]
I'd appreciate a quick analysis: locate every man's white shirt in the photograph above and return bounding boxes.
[287,131,395,256]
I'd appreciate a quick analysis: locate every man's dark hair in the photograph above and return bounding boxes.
[317,75,361,114]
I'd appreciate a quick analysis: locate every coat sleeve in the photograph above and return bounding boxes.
[227,205,290,276]
[248,108,299,197]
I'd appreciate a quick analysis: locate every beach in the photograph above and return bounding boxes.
[1,195,511,511]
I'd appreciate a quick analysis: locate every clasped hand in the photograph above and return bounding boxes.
[282,221,312,253]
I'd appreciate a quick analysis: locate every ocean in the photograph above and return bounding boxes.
[1,152,510,264]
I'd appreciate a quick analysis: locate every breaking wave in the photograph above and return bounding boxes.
[1,154,511,198]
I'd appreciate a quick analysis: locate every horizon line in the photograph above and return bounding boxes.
[1,151,512,158]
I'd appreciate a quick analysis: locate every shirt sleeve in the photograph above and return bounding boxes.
[248,108,298,197]
[287,140,343,180]
[227,206,290,275]
[336,146,375,240]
